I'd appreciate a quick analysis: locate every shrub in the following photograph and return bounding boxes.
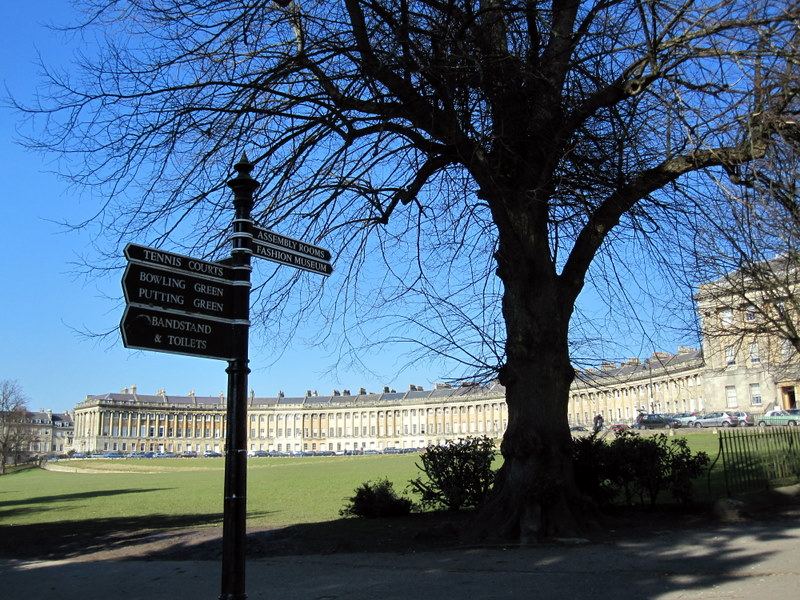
[665,437,710,505]
[339,478,413,518]
[572,433,617,506]
[573,431,709,507]
[408,436,496,511]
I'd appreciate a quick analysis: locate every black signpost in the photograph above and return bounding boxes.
[119,154,332,600]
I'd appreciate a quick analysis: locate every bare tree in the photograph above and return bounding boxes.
[0,380,34,474]
[19,1,799,538]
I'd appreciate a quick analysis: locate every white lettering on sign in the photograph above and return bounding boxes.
[297,242,327,259]
[253,243,331,274]
[255,229,297,252]
[193,298,224,313]
[138,288,185,305]
[142,248,183,268]
[147,314,213,334]
[138,271,187,289]
[254,228,329,260]
[166,335,209,350]
[188,259,225,278]
[193,282,224,297]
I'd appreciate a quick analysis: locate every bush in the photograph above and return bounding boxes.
[339,478,414,518]
[572,433,617,505]
[573,431,709,507]
[408,436,496,511]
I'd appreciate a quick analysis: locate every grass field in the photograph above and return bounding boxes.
[0,433,724,534]
[0,454,424,531]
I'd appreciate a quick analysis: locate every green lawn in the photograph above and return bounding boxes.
[0,454,424,531]
[0,434,726,537]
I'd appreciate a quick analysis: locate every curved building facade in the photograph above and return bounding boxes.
[73,383,509,455]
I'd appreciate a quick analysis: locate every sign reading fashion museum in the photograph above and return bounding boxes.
[250,225,333,276]
[120,243,238,360]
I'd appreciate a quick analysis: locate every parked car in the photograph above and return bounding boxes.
[203,450,223,457]
[732,411,754,427]
[634,414,680,429]
[611,423,629,432]
[248,450,268,457]
[671,412,700,427]
[756,409,800,427]
[180,450,198,458]
[570,425,588,432]
[693,411,740,428]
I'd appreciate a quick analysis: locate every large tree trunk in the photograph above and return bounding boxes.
[481,306,592,541]
[475,194,594,542]
[485,348,590,542]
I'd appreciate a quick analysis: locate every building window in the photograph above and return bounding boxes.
[782,339,795,361]
[725,386,738,408]
[749,342,760,364]
[745,306,757,322]
[720,308,734,327]
[749,383,762,406]
[725,345,736,365]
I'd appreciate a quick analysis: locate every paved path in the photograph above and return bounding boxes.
[4,515,800,600]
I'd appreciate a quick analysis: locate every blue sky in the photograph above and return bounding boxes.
[0,3,698,415]
[0,2,458,414]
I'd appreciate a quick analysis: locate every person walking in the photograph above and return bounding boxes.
[593,413,604,434]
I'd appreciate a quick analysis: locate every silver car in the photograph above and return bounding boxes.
[671,412,699,427]
[693,411,739,428]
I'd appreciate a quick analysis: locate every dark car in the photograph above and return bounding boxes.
[203,450,223,457]
[611,423,629,432]
[635,414,680,429]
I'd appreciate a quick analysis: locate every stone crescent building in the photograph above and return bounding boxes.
[72,383,509,456]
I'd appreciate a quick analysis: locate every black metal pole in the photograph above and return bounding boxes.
[220,154,258,600]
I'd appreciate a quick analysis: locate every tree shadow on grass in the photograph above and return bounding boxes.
[0,513,234,560]
[0,488,167,520]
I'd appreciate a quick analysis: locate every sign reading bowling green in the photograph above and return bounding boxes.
[120,243,239,360]
[122,262,235,319]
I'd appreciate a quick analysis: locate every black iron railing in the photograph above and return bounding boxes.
[716,427,800,496]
